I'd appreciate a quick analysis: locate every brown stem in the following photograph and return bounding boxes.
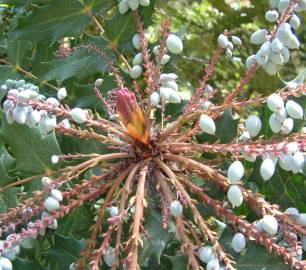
[126,165,148,270]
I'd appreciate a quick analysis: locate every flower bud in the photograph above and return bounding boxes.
[45,197,60,211]
[150,92,160,106]
[285,100,303,119]
[231,36,242,46]
[130,65,143,79]
[260,158,275,180]
[133,52,143,65]
[227,185,243,207]
[265,10,279,22]
[128,0,139,11]
[132,34,141,50]
[119,0,129,14]
[227,161,244,184]
[262,215,278,235]
[250,29,268,45]
[170,200,183,217]
[245,115,261,137]
[198,246,215,263]
[57,87,67,100]
[218,34,228,48]
[116,88,149,145]
[51,189,63,202]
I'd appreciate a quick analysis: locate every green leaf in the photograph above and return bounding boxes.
[7,39,32,66]
[104,0,156,52]
[45,233,83,270]
[248,159,306,212]
[166,255,188,270]
[13,258,46,270]
[8,0,115,43]
[0,113,61,174]
[0,187,18,212]
[41,48,107,82]
[215,108,239,143]
[139,207,172,266]
[0,146,16,186]
[220,226,290,270]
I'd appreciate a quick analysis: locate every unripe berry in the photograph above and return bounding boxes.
[128,0,139,11]
[119,0,129,14]
[15,79,25,88]
[109,206,119,217]
[274,107,287,123]
[162,80,178,91]
[286,142,299,154]
[0,256,13,270]
[42,176,52,186]
[278,0,290,12]
[285,100,303,119]
[95,78,104,87]
[57,87,67,100]
[269,0,280,8]
[267,94,284,112]
[166,34,183,54]
[290,14,300,29]
[103,247,115,267]
[245,115,262,137]
[227,185,243,207]
[250,29,268,45]
[132,34,141,50]
[71,108,87,123]
[161,54,170,65]
[218,34,228,48]
[297,213,306,225]
[291,151,304,173]
[159,87,171,99]
[280,118,293,135]
[160,73,178,81]
[5,79,14,89]
[199,114,216,135]
[51,155,59,164]
[260,158,275,180]
[279,154,294,171]
[227,161,244,184]
[198,246,214,263]
[285,207,299,217]
[13,107,27,125]
[130,65,143,79]
[150,92,160,106]
[265,10,279,22]
[170,200,183,217]
[245,55,256,69]
[51,189,63,202]
[269,113,282,133]
[232,233,246,253]
[45,196,60,211]
[46,97,60,107]
[262,215,278,235]
[226,49,233,58]
[133,52,143,65]
[168,89,181,103]
[207,258,220,270]
[255,50,268,66]
[139,0,150,6]
[231,36,242,46]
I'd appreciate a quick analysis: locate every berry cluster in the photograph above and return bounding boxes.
[0,1,305,270]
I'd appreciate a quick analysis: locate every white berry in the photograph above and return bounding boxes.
[0,256,13,270]
[71,108,87,123]
[245,115,262,137]
[227,185,243,207]
[285,100,303,119]
[267,94,284,112]
[51,189,63,202]
[260,158,275,181]
[262,215,278,235]
[130,65,143,79]
[166,34,183,54]
[199,114,216,135]
[57,87,67,100]
[103,247,115,267]
[227,161,244,184]
[109,206,119,217]
[45,197,60,211]
[150,92,160,106]
[207,258,220,270]
[232,233,246,253]
[170,200,183,217]
[198,246,214,263]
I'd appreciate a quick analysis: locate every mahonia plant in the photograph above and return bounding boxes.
[0,0,306,270]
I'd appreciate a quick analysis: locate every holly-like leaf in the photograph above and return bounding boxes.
[8,0,115,43]
[215,108,239,143]
[0,187,18,212]
[13,258,46,270]
[0,146,16,186]
[45,233,83,270]
[0,113,61,174]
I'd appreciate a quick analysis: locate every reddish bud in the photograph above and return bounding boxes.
[116,88,149,145]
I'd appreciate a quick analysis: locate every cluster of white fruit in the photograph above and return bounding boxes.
[0,241,14,270]
[129,33,183,106]
[2,79,91,134]
[118,0,150,14]
[217,34,242,58]
[246,0,306,75]
[198,245,226,270]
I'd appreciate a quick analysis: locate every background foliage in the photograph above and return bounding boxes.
[0,0,305,269]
